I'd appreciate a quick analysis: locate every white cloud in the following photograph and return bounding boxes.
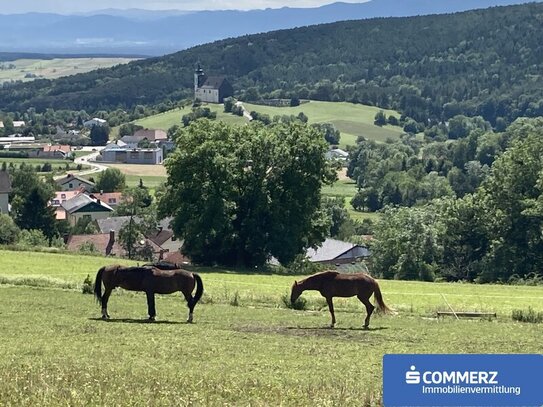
[1,0,369,13]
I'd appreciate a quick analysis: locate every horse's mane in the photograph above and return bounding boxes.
[300,270,339,284]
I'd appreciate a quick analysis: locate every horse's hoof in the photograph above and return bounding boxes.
[148,317,156,322]
[330,324,335,329]
[101,315,108,320]
[363,325,369,330]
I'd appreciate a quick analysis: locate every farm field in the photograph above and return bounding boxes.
[99,163,167,189]
[0,249,542,405]
[0,157,88,174]
[0,58,138,83]
[134,101,403,147]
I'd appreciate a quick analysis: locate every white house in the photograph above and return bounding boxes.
[83,118,107,128]
[306,238,370,264]
[325,148,349,161]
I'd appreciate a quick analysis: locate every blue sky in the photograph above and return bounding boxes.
[2,0,368,13]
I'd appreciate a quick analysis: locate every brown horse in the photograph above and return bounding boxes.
[290,271,390,328]
[94,265,204,322]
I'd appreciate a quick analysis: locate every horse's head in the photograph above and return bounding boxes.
[290,280,302,304]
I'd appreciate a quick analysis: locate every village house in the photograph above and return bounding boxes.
[83,118,107,128]
[100,144,163,165]
[40,145,72,159]
[118,136,140,149]
[56,174,95,192]
[60,193,114,226]
[66,230,123,256]
[306,238,370,264]
[0,135,35,146]
[194,65,234,103]
[66,229,164,260]
[133,129,167,142]
[97,216,180,259]
[0,171,11,214]
[325,148,349,162]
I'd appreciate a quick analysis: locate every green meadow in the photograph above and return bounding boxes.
[0,249,542,405]
[134,100,403,147]
[243,101,404,146]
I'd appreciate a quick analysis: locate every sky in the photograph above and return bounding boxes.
[1,0,369,13]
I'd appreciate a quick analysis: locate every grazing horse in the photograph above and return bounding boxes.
[290,271,390,328]
[94,265,204,322]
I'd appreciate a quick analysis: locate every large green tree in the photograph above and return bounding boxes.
[474,124,543,282]
[95,168,126,193]
[9,166,58,242]
[159,119,336,267]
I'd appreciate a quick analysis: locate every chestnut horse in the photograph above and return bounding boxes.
[94,265,204,322]
[290,271,390,328]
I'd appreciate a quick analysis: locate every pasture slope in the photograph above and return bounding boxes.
[1,249,542,406]
[134,100,404,148]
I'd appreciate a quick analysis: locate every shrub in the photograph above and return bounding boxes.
[281,293,307,310]
[17,229,49,248]
[82,274,94,294]
[512,307,543,323]
[229,291,240,307]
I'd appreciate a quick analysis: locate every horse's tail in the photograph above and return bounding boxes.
[94,266,105,302]
[190,273,204,308]
[373,280,392,314]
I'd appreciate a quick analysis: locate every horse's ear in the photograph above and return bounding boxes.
[294,280,298,286]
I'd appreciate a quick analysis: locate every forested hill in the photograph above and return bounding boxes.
[2,2,543,126]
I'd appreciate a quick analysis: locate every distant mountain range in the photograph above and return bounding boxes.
[0,0,538,55]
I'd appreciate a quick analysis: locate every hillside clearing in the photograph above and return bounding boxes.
[134,101,403,147]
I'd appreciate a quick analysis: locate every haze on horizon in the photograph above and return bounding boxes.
[0,0,369,14]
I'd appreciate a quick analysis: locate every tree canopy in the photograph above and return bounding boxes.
[158,119,336,267]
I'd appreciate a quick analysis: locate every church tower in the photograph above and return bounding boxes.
[194,64,205,93]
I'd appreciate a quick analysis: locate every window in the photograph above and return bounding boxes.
[109,198,116,204]
[68,183,73,189]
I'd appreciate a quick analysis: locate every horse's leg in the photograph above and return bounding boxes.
[101,287,113,319]
[358,295,375,329]
[182,291,194,323]
[146,291,156,321]
[326,297,336,328]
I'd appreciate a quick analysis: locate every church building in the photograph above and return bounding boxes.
[194,66,234,103]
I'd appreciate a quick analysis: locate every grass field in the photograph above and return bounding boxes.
[0,249,541,405]
[0,58,138,83]
[0,157,68,166]
[134,104,244,130]
[243,101,404,146]
[134,101,403,148]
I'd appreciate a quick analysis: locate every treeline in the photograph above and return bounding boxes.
[1,3,543,128]
[370,118,543,284]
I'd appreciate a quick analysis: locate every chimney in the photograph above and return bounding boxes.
[106,230,115,256]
